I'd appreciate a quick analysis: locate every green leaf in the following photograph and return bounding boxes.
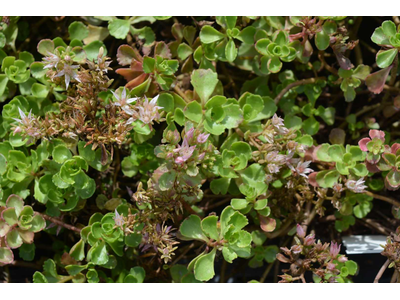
[315,31,330,50]
[382,20,397,37]
[376,48,398,69]
[83,41,107,62]
[6,228,23,248]
[158,93,174,113]
[184,101,203,123]
[177,43,193,61]
[180,215,208,241]
[0,247,14,264]
[31,83,49,98]
[88,240,109,265]
[254,198,268,210]
[33,272,48,283]
[225,39,237,62]
[353,201,372,218]
[231,198,248,210]
[222,246,237,263]
[52,144,72,164]
[125,233,142,248]
[66,264,88,276]
[128,266,146,283]
[345,260,358,275]
[200,26,225,44]
[3,207,18,226]
[70,239,85,261]
[19,243,35,261]
[302,117,320,135]
[68,21,89,41]
[194,248,216,281]
[231,141,252,160]
[267,56,282,73]
[255,38,271,56]
[158,170,176,191]
[210,177,231,195]
[6,194,25,216]
[201,216,219,240]
[264,245,279,263]
[191,69,219,105]
[30,214,46,233]
[37,39,54,56]
[87,269,99,283]
[108,19,131,39]
[371,27,390,45]
[142,56,156,73]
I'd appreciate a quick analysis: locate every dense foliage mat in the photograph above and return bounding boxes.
[0,16,400,283]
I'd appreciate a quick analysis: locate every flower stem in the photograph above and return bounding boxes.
[374,259,390,283]
[274,77,325,104]
[39,213,81,234]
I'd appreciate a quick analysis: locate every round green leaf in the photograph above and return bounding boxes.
[68,21,89,41]
[376,48,398,69]
[108,19,131,39]
[199,25,225,44]
[194,248,216,281]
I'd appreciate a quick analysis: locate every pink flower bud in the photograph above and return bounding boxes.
[327,262,336,271]
[186,127,195,140]
[304,234,315,246]
[197,133,210,144]
[338,255,348,263]
[296,224,305,238]
[330,242,341,258]
[198,152,205,160]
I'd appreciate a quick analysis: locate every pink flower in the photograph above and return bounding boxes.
[197,133,210,144]
[13,107,34,127]
[327,262,337,271]
[54,64,81,89]
[346,178,367,193]
[304,234,315,246]
[43,51,61,69]
[289,160,314,178]
[272,114,289,135]
[111,87,137,109]
[186,128,195,140]
[296,224,305,238]
[333,183,343,193]
[173,137,196,164]
[113,209,125,227]
[330,242,341,258]
[358,129,385,152]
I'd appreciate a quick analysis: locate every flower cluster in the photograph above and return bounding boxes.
[277,224,356,283]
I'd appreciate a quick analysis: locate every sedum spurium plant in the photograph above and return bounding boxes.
[1,15,400,283]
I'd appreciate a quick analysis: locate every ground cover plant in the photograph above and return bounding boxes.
[1,16,400,283]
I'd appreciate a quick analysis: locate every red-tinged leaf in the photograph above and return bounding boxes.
[366,65,393,94]
[358,137,371,152]
[333,44,353,70]
[391,143,400,155]
[259,216,276,232]
[304,146,317,162]
[125,73,149,90]
[369,129,385,141]
[308,172,319,187]
[18,229,34,244]
[117,45,142,66]
[366,161,380,173]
